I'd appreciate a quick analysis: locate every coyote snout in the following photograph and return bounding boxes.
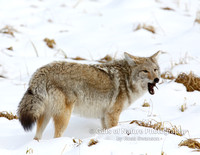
[17,51,161,140]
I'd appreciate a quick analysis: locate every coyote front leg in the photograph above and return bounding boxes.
[103,92,125,129]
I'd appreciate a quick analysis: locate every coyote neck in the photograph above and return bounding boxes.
[94,60,147,107]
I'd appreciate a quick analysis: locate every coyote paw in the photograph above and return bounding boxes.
[34,137,40,142]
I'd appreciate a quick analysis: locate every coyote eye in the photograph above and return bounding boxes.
[142,70,148,73]
[154,69,158,72]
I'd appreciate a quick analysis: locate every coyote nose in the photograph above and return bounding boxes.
[154,78,159,83]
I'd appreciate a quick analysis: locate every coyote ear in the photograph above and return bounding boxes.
[151,50,161,61]
[124,52,139,66]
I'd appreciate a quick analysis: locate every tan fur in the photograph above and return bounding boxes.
[103,91,126,128]
[53,97,74,138]
[17,52,161,140]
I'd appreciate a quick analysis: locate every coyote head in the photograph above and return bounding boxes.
[124,51,161,95]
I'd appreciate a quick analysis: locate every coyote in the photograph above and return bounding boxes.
[17,52,160,140]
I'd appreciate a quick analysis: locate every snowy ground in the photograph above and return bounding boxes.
[1,0,200,154]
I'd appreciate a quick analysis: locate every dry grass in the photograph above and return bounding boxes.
[26,148,33,154]
[72,56,86,61]
[179,139,200,151]
[195,19,200,24]
[194,11,200,24]
[142,100,150,107]
[98,55,113,63]
[0,111,18,120]
[30,41,39,57]
[161,71,175,80]
[0,75,6,78]
[6,46,13,51]
[69,54,114,63]
[0,25,18,37]
[161,71,200,92]
[180,97,187,112]
[73,138,82,147]
[130,119,185,136]
[161,7,174,11]
[44,38,56,48]
[73,0,82,8]
[175,72,200,92]
[170,53,189,71]
[88,139,98,147]
[180,103,187,112]
[55,49,68,58]
[161,151,166,155]
[0,66,6,79]
[134,23,156,34]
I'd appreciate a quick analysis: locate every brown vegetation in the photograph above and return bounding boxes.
[194,11,200,24]
[98,55,113,63]
[161,71,175,80]
[179,139,200,152]
[142,100,150,107]
[44,38,56,48]
[88,139,98,147]
[72,56,86,61]
[175,72,200,92]
[0,111,18,120]
[134,23,156,34]
[0,25,18,37]
[161,7,174,11]
[130,119,185,136]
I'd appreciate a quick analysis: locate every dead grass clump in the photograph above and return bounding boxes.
[195,18,200,24]
[98,55,113,63]
[175,72,200,92]
[0,67,6,78]
[0,111,18,120]
[194,11,200,24]
[170,53,190,70]
[44,38,56,48]
[88,139,98,147]
[142,100,150,107]
[0,75,6,78]
[134,23,156,34]
[179,139,200,151]
[161,71,175,80]
[130,120,185,136]
[180,103,187,112]
[70,54,113,63]
[7,46,13,51]
[73,139,82,147]
[161,7,174,11]
[72,56,86,61]
[180,97,187,112]
[26,148,34,154]
[0,25,18,37]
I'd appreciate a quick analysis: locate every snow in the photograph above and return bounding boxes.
[1,0,200,154]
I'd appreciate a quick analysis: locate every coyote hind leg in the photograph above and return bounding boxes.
[53,100,74,138]
[34,113,51,140]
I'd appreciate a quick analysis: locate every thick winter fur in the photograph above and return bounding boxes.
[17,52,161,140]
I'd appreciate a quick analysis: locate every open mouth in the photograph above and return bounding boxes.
[148,82,156,95]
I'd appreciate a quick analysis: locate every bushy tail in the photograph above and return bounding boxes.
[17,88,45,131]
